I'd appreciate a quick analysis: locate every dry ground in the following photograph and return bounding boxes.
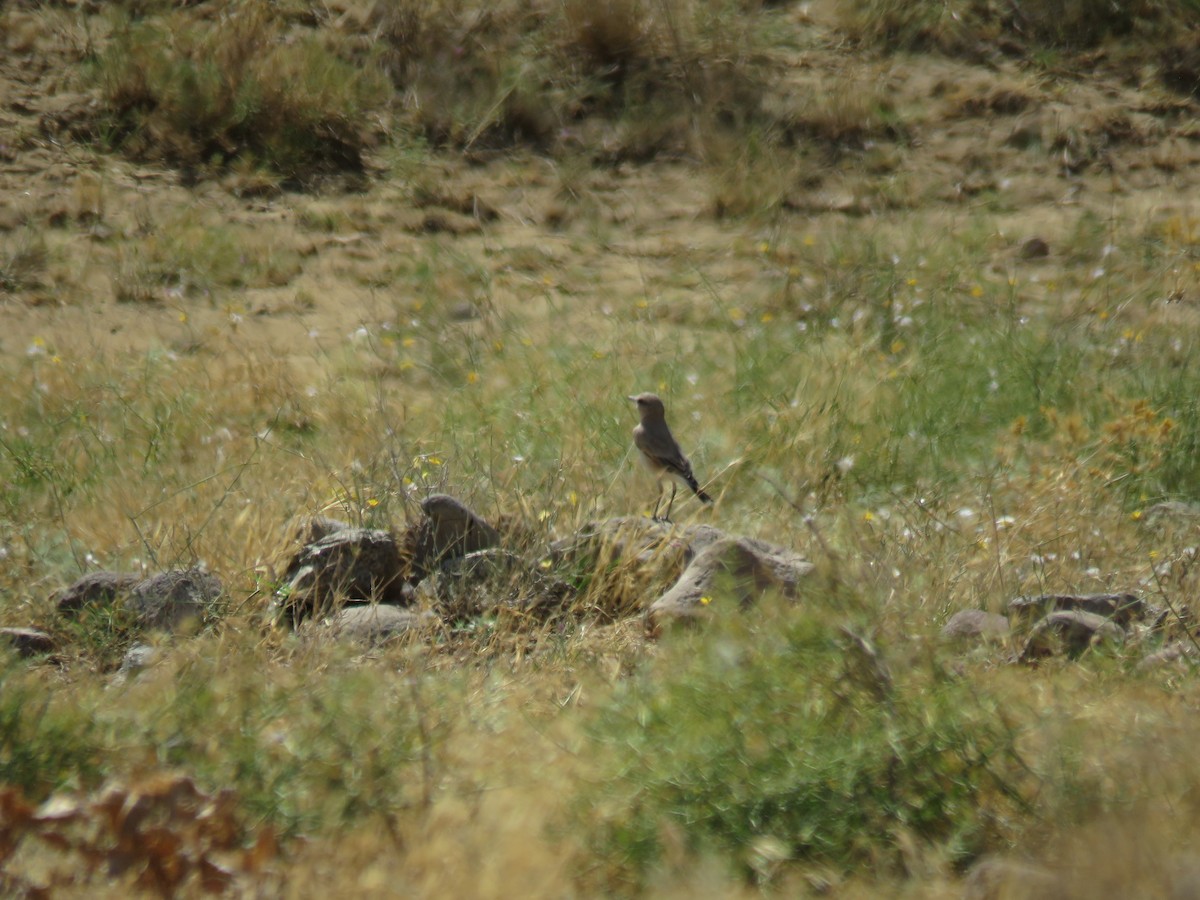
[3,2,1199,370]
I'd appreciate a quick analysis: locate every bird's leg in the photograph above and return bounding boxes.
[651,486,663,522]
[663,483,677,522]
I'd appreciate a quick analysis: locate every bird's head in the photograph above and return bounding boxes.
[628,393,666,419]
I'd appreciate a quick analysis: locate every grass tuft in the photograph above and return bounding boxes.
[91,0,388,180]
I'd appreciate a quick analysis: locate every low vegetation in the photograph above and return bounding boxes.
[1,0,1200,894]
[841,0,1200,57]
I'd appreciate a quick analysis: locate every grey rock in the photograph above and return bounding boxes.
[1137,640,1199,671]
[55,568,219,634]
[1018,236,1050,259]
[1142,501,1200,523]
[963,855,1061,900]
[648,536,814,625]
[407,494,501,579]
[294,516,353,544]
[118,643,160,677]
[1008,592,1146,628]
[940,610,1010,641]
[127,569,221,632]
[0,627,55,658]
[276,528,408,626]
[327,605,430,645]
[1020,610,1125,662]
[55,571,140,615]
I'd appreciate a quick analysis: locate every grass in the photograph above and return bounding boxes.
[583,600,1034,891]
[840,0,1200,56]
[3,0,1200,894]
[90,1,389,181]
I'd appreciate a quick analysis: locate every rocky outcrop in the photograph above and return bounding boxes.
[275,526,409,626]
[648,535,815,626]
[126,569,221,632]
[326,605,432,646]
[55,568,220,634]
[1019,610,1126,661]
[405,494,501,580]
[0,627,56,658]
[54,572,141,615]
[1007,592,1149,629]
[940,610,1010,642]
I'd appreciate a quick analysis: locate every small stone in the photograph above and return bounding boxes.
[0,627,55,658]
[1018,237,1050,259]
[117,643,160,679]
[648,537,814,626]
[1137,640,1199,671]
[328,605,428,646]
[406,495,501,580]
[940,610,1010,641]
[128,569,222,632]
[55,571,140,616]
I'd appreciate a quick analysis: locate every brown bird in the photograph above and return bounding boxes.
[628,392,712,522]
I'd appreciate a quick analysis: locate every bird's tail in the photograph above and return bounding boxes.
[685,473,713,504]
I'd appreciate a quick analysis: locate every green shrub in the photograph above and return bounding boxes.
[92,1,388,179]
[0,659,101,799]
[583,605,1030,888]
[369,0,772,155]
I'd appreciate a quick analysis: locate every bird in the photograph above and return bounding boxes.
[628,392,712,522]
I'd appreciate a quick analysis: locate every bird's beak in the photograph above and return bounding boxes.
[627,395,637,402]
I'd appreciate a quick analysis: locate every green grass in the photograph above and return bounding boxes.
[91,1,388,179]
[583,600,1033,890]
[0,658,101,800]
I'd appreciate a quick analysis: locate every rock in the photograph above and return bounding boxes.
[1142,501,1200,522]
[127,569,221,632]
[55,569,218,633]
[940,610,1010,641]
[1008,592,1147,628]
[1018,237,1051,259]
[327,605,430,645]
[1137,640,1199,671]
[0,627,55,658]
[648,536,814,625]
[116,643,160,680]
[295,517,353,544]
[276,528,408,626]
[963,855,1062,900]
[55,571,140,615]
[1019,610,1125,661]
[407,495,501,580]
